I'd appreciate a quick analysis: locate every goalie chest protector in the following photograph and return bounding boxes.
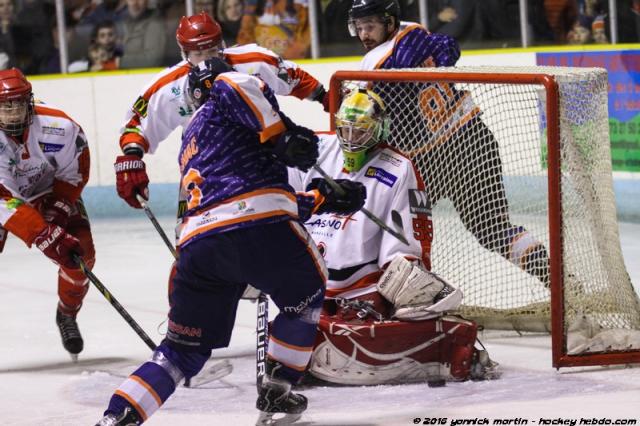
[310,314,478,385]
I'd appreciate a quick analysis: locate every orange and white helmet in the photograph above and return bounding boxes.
[0,68,33,136]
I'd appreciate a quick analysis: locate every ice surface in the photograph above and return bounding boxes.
[2,217,639,425]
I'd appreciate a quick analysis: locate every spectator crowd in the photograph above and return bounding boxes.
[0,0,638,74]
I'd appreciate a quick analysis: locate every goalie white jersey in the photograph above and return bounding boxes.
[288,133,432,298]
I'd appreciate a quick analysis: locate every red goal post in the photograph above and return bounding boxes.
[328,67,640,369]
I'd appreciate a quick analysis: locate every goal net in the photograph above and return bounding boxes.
[329,67,640,368]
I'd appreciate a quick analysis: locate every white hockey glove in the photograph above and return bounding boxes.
[376,256,463,321]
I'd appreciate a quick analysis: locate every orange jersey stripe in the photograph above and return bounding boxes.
[142,64,190,100]
[225,52,280,68]
[34,105,79,126]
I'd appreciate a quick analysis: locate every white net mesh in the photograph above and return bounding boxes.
[338,66,640,355]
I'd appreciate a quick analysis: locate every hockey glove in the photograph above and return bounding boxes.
[39,195,73,228]
[114,154,149,208]
[306,178,366,215]
[312,86,331,112]
[33,224,84,269]
[273,127,319,172]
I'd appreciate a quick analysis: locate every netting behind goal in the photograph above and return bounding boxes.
[329,67,640,368]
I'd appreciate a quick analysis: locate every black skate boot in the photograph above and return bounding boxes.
[524,244,550,287]
[95,407,142,426]
[56,309,83,361]
[256,362,307,425]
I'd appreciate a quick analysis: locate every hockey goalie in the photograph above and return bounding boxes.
[288,89,500,386]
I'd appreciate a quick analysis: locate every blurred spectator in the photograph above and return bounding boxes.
[618,0,640,41]
[195,0,216,18]
[566,15,591,44]
[236,0,310,59]
[67,0,97,26]
[39,20,77,73]
[87,42,119,70]
[13,0,54,74]
[426,0,481,44]
[90,20,121,69]
[478,0,554,46]
[118,0,167,68]
[591,15,608,43]
[79,0,127,27]
[543,0,578,43]
[0,0,17,69]
[217,0,244,46]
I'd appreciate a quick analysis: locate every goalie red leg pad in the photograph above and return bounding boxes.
[310,314,478,385]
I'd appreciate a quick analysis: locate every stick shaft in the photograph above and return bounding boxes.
[75,256,157,351]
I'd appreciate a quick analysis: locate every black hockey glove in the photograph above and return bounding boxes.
[273,127,319,172]
[307,178,366,215]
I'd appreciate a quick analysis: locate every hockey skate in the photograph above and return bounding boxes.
[256,374,307,425]
[95,407,141,426]
[56,309,83,361]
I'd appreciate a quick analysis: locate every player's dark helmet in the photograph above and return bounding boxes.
[0,68,34,136]
[187,58,234,108]
[348,0,400,36]
[176,12,223,52]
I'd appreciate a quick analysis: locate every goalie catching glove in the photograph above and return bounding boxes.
[377,256,463,321]
[306,177,366,215]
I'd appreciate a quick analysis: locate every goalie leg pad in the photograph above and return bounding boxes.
[309,314,479,385]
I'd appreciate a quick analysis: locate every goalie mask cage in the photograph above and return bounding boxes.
[329,67,640,369]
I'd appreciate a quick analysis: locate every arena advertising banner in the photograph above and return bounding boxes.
[537,50,640,172]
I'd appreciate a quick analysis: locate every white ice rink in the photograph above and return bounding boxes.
[2,216,640,426]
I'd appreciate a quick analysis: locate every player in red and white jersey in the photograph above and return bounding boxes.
[348,0,552,287]
[0,68,94,360]
[289,89,499,386]
[115,11,328,210]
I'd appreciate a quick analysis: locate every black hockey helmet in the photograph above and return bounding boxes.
[187,57,233,108]
[349,0,399,20]
[348,0,400,36]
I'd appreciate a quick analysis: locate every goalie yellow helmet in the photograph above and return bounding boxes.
[335,88,389,172]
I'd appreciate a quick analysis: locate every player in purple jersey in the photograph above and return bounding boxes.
[96,58,367,426]
[347,0,551,286]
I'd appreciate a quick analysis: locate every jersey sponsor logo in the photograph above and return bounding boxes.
[132,96,149,118]
[171,86,181,97]
[378,152,402,167]
[365,166,397,187]
[42,126,65,136]
[408,189,431,214]
[306,213,358,232]
[38,142,64,153]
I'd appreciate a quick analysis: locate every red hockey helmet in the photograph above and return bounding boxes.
[0,68,33,135]
[176,12,223,52]
[0,68,32,102]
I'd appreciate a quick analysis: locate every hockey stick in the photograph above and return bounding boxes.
[312,164,410,245]
[73,255,157,351]
[136,194,177,259]
[256,292,269,393]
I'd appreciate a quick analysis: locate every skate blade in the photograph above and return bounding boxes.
[256,411,302,425]
[69,353,79,363]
